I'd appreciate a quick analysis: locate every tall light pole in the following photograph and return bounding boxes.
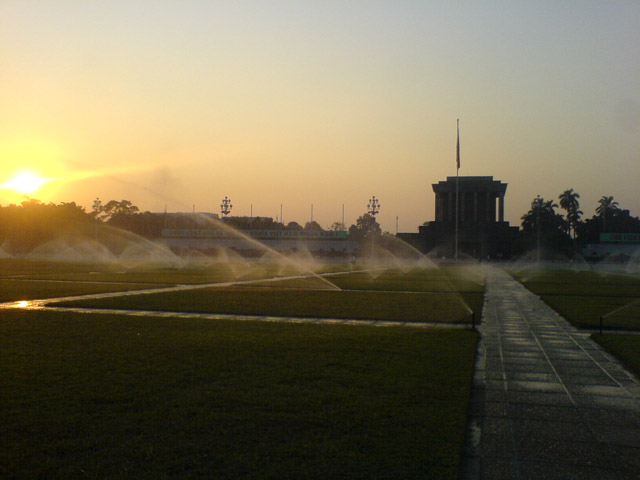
[535,195,541,265]
[367,196,380,257]
[367,196,380,217]
[455,119,460,260]
[221,196,232,218]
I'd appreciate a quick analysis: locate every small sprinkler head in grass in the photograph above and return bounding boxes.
[599,316,603,335]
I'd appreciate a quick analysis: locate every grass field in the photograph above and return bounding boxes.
[0,279,166,303]
[329,265,485,317]
[0,258,359,304]
[0,309,478,479]
[1,260,485,324]
[58,287,473,323]
[0,257,361,286]
[509,268,640,330]
[591,334,640,379]
[55,266,485,324]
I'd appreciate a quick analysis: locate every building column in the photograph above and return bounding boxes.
[490,194,496,222]
[473,192,478,222]
[486,192,491,222]
[435,194,442,221]
[498,194,505,222]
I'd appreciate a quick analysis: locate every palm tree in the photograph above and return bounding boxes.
[558,189,582,239]
[596,196,619,233]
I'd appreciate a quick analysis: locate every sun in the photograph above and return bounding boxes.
[1,171,51,194]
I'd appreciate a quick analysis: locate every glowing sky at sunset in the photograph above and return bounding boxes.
[1,1,638,232]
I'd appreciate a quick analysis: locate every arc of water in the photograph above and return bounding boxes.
[373,235,476,317]
[190,213,341,290]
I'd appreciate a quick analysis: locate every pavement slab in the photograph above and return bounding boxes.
[460,266,640,480]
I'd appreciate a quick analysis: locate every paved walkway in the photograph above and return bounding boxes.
[462,267,640,480]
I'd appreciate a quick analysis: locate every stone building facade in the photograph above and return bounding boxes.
[399,176,519,259]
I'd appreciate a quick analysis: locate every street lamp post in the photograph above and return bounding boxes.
[367,196,380,217]
[367,196,380,257]
[535,195,541,265]
[221,196,233,218]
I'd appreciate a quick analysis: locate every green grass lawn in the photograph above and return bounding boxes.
[329,265,486,317]
[1,260,485,324]
[0,258,292,287]
[56,286,475,323]
[508,268,640,296]
[56,265,484,324]
[0,279,166,303]
[509,268,640,330]
[591,334,640,379]
[0,258,352,303]
[0,309,478,479]
[540,295,640,330]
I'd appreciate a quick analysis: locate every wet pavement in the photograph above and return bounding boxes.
[461,267,640,480]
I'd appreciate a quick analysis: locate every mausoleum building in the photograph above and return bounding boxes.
[399,176,519,259]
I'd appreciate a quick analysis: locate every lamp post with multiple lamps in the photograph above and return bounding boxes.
[367,196,380,256]
[221,196,233,218]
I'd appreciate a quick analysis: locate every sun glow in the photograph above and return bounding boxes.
[1,171,51,194]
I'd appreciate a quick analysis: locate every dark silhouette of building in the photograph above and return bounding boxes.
[399,176,519,259]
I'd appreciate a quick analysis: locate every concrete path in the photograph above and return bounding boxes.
[461,267,640,480]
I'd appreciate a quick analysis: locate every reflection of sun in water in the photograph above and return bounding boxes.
[1,171,50,194]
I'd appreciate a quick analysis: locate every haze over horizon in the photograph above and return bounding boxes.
[1,1,638,233]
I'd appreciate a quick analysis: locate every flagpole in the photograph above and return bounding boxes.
[455,119,460,260]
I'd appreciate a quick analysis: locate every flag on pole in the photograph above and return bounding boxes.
[456,119,460,170]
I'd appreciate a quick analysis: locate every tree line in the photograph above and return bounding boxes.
[519,191,640,253]
[0,193,637,256]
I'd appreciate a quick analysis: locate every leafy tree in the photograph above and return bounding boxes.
[91,197,105,221]
[0,200,92,253]
[558,189,583,240]
[103,199,140,221]
[520,195,570,255]
[304,221,323,232]
[285,221,303,231]
[607,208,640,234]
[577,199,640,244]
[348,213,381,242]
[521,196,565,232]
[330,221,346,232]
[358,214,381,234]
[595,196,619,233]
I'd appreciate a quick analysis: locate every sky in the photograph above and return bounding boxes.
[1,1,638,233]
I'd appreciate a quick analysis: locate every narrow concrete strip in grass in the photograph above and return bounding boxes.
[33,304,472,329]
[0,269,361,308]
[0,269,352,309]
